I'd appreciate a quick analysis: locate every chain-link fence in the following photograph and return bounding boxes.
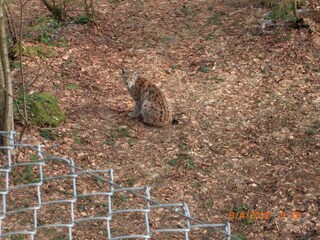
[0,131,233,239]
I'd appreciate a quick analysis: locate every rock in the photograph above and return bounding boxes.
[15,92,65,127]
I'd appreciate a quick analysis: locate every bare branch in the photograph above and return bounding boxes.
[4,1,18,44]
[18,0,28,125]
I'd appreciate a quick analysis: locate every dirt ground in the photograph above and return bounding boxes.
[8,0,320,239]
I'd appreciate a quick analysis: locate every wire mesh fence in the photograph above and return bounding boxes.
[0,131,233,240]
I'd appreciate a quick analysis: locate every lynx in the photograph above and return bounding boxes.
[121,68,172,127]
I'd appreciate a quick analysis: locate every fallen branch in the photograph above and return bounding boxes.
[229,6,249,16]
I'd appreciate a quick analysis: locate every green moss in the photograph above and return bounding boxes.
[27,16,61,45]
[16,92,65,127]
[267,2,296,21]
[24,46,45,57]
[13,45,56,59]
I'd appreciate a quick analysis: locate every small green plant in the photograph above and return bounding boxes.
[233,205,248,213]
[12,44,56,59]
[200,65,210,73]
[169,153,195,168]
[169,159,179,166]
[170,64,181,70]
[26,16,61,45]
[23,46,54,58]
[112,195,128,207]
[55,39,68,47]
[305,128,315,136]
[39,129,59,140]
[180,4,191,15]
[52,235,68,240]
[108,0,123,4]
[103,126,134,146]
[10,61,24,69]
[95,178,103,188]
[207,6,214,11]
[70,132,84,144]
[305,121,320,138]
[114,126,129,138]
[10,235,25,240]
[288,139,297,150]
[232,233,246,240]
[263,0,303,8]
[208,13,221,25]
[199,120,211,129]
[37,16,60,29]
[74,16,89,24]
[16,164,34,183]
[37,31,54,44]
[267,2,296,21]
[24,46,44,57]
[262,0,279,7]
[103,139,115,146]
[305,123,320,138]
[128,138,136,146]
[192,181,203,189]
[205,33,215,40]
[66,83,77,91]
[13,154,39,185]
[209,76,225,83]
[185,157,196,169]
[232,205,255,225]
[169,134,196,169]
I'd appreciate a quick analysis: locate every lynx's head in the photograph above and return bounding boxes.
[121,68,138,90]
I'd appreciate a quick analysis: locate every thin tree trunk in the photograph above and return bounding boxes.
[0,2,5,138]
[4,1,17,45]
[0,1,14,147]
[84,0,96,23]
[293,0,299,20]
[40,0,65,21]
[41,0,55,12]
[18,0,27,124]
[0,51,5,143]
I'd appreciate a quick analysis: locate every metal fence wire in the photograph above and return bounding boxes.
[0,131,232,240]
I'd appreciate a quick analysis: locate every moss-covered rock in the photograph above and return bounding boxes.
[16,92,65,127]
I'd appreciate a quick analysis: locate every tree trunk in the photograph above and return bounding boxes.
[40,0,65,21]
[0,49,5,143]
[293,0,299,20]
[0,1,14,147]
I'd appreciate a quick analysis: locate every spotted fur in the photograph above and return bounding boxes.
[121,68,172,127]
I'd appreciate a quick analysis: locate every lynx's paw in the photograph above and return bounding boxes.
[128,112,139,118]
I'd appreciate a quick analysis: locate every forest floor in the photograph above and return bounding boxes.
[7,0,320,239]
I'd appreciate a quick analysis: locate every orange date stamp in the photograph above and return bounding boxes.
[229,210,302,221]
[279,211,301,219]
[229,211,270,220]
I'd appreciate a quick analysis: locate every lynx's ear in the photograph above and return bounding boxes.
[121,67,126,75]
[132,70,138,81]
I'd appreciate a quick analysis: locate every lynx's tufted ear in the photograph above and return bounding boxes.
[121,67,128,83]
[131,70,138,81]
[127,70,138,89]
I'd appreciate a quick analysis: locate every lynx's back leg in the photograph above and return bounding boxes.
[141,101,166,127]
